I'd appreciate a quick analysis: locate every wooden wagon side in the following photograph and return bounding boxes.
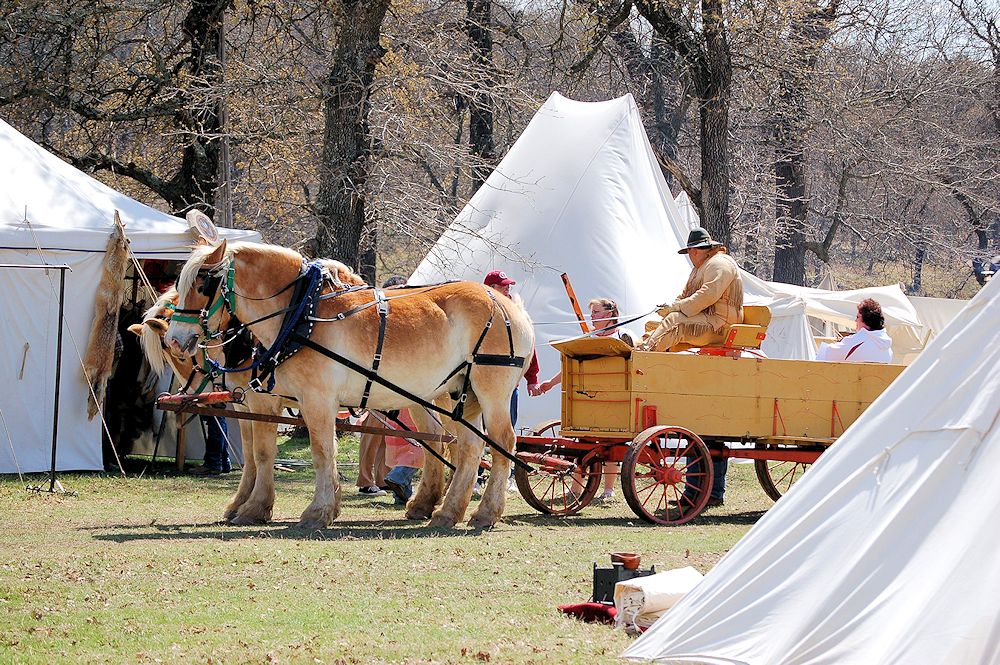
[556,337,902,442]
[514,337,904,524]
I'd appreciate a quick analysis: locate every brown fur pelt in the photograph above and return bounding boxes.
[83,223,130,420]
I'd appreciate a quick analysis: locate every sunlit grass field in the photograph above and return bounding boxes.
[0,435,773,664]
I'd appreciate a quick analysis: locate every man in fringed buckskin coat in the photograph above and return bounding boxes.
[638,227,744,352]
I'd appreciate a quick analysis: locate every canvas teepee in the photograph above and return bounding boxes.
[410,92,691,431]
[623,275,1000,664]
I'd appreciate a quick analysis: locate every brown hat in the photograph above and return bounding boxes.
[678,227,723,254]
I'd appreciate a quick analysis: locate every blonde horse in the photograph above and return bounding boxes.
[131,253,366,525]
[130,289,287,525]
[165,241,534,529]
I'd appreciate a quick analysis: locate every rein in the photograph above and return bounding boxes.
[176,257,530,471]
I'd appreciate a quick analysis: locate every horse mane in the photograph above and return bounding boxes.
[138,288,180,377]
[319,259,367,288]
[176,241,235,302]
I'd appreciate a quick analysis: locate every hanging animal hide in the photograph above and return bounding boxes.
[83,223,129,420]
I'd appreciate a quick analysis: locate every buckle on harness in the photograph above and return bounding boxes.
[247,377,265,392]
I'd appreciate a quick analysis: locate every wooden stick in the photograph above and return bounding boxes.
[560,272,591,333]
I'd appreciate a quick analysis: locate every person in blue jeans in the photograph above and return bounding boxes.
[681,456,726,508]
[191,407,231,475]
[381,410,424,505]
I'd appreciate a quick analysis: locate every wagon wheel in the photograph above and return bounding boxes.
[514,421,602,516]
[621,426,712,526]
[754,442,812,502]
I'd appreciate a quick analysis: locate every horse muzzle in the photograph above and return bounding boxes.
[166,331,199,356]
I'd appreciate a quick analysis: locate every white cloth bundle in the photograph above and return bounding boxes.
[614,567,704,631]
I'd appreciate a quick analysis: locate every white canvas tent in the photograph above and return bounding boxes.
[672,192,926,361]
[410,92,924,429]
[623,275,1000,665]
[740,272,923,360]
[0,117,259,473]
[411,92,693,431]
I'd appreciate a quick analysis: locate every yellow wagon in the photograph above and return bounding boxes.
[514,306,904,525]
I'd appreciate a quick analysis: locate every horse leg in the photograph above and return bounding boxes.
[405,403,450,520]
[430,401,483,528]
[230,419,277,525]
[223,413,256,521]
[298,396,341,529]
[468,397,516,528]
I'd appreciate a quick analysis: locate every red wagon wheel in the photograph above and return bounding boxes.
[621,426,712,525]
[754,442,813,501]
[514,421,602,516]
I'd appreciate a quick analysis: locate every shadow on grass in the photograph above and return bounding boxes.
[503,509,767,528]
[86,505,767,543]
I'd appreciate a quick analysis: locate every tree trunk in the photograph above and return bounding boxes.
[771,2,838,285]
[695,0,732,247]
[466,0,495,194]
[314,0,390,270]
[772,146,808,284]
[699,93,731,247]
[912,231,925,295]
[169,0,230,218]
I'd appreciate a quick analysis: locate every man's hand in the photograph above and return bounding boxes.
[657,302,682,316]
[527,383,542,396]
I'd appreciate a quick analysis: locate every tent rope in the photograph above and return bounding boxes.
[0,407,24,483]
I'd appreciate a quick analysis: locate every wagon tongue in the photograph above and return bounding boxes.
[157,390,236,408]
[516,452,577,475]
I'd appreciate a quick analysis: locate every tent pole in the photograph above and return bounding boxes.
[12,263,76,496]
[47,267,66,492]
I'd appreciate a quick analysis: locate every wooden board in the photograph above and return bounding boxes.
[558,346,904,440]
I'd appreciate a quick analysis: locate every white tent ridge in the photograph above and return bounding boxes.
[411,92,692,431]
[623,276,1000,665]
[410,92,941,429]
[0,117,259,473]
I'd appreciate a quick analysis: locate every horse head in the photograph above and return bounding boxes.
[165,239,231,355]
[128,287,197,381]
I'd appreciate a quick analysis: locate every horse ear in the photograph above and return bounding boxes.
[205,238,227,266]
[127,323,144,337]
[147,319,169,334]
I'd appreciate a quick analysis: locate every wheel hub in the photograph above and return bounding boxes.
[653,465,684,485]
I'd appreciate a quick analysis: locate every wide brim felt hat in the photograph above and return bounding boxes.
[678,227,723,254]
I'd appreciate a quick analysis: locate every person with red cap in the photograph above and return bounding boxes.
[481,270,540,492]
[483,270,540,406]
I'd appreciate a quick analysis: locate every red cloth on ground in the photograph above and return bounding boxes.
[558,602,617,625]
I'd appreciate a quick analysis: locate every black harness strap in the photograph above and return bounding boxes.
[358,288,389,410]
[290,333,531,472]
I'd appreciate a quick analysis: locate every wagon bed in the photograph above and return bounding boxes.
[514,336,904,525]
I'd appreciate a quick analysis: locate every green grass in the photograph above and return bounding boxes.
[0,446,772,664]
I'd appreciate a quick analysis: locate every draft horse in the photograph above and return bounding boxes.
[164,240,534,529]
[132,286,310,526]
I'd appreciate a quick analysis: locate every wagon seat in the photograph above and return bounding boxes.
[643,305,771,355]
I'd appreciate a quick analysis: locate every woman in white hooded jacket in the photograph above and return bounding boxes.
[817,298,893,363]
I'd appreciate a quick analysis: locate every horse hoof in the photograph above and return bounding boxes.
[468,514,498,529]
[297,518,327,530]
[229,513,267,526]
[405,507,433,521]
[428,514,457,528]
